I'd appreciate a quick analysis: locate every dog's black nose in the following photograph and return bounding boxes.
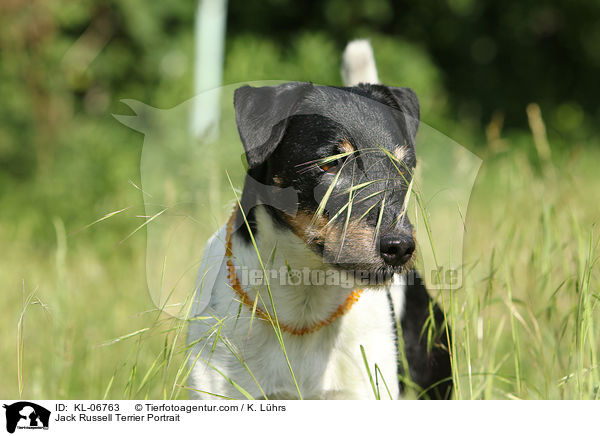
[379,235,415,266]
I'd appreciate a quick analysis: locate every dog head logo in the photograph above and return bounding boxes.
[3,402,50,434]
[115,82,481,317]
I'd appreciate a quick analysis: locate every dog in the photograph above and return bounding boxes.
[186,40,452,400]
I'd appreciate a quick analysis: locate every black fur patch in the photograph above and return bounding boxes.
[400,271,453,400]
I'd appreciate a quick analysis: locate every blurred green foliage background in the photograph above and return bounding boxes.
[1,0,599,246]
[1,0,599,399]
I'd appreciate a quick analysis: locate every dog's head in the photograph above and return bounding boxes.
[235,82,419,284]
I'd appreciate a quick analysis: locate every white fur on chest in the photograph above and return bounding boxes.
[187,209,406,400]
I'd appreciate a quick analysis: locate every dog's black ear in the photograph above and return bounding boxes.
[387,87,420,145]
[234,83,312,169]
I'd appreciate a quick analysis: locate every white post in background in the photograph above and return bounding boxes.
[192,0,228,141]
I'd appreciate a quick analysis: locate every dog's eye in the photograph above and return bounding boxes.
[318,159,342,174]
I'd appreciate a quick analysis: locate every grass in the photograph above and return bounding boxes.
[452,144,600,399]
[1,112,599,400]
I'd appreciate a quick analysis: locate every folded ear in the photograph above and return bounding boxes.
[387,86,420,145]
[234,83,313,169]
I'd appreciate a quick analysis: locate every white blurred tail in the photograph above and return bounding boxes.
[341,39,379,86]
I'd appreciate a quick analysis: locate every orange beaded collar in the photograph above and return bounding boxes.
[225,207,363,336]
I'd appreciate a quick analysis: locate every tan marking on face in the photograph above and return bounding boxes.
[284,211,329,244]
[339,139,355,154]
[393,145,408,162]
[283,211,381,265]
